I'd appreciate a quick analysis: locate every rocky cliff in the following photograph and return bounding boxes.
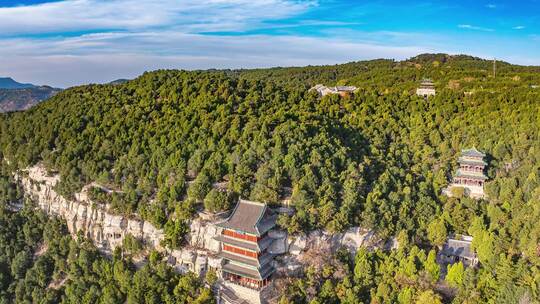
[19,164,228,275]
[18,164,382,278]
[20,165,165,253]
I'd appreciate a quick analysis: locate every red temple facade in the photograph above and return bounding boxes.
[214,199,277,291]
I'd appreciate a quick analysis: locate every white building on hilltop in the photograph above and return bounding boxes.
[310,84,357,97]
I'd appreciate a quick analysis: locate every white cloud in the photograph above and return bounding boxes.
[0,0,314,35]
[486,4,497,9]
[458,24,494,32]
[513,25,525,30]
[0,0,439,87]
[0,32,431,87]
[0,1,537,87]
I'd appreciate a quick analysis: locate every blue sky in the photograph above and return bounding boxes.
[0,0,539,87]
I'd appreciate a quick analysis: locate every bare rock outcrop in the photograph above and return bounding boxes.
[20,165,165,253]
[287,227,377,257]
[19,164,381,281]
[19,165,223,276]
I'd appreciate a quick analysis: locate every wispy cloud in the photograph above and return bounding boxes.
[0,31,430,87]
[0,0,438,87]
[0,0,315,35]
[513,25,525,30]
[458,24,494,32]
[486,3,497,9]
[0,0,538,87]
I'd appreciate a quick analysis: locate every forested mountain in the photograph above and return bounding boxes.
[1,53,540,303]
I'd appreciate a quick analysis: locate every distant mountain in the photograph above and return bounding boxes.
[0,77,36,89]
[0,77,61,112]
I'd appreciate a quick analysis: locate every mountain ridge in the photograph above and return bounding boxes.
[0,77,61,113]
[0,77,36,89]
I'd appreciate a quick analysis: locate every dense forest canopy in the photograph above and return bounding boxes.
[1,53,540,303]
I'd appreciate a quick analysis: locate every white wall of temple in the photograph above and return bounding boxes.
[416,88,436,96]
[447,183,485,198]
[222,280,264,304]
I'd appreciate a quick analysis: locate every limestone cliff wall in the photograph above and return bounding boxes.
[20,165,165,253]
[19,164,382,280]
[19,165,224,276]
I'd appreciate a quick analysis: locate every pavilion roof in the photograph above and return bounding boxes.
[458,158,487,166]
[217,251,275,268]
[335,86,357,92]
[217,199,276,236]
[455,170,488,180]
[213,234,273,253]
[222,262,275,280]
[461,147,486,158]
[441,237,476,260]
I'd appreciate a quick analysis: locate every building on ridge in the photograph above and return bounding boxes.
[416,79,436,97]
[310,84,357,97]
[214,199,285,304]
[444,148,488,199]
[438,235,478,268]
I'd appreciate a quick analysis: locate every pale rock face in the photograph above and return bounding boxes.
[20,165,223,275]
[287,227,376,257]
[288,235,307,256]
[19,164,381,294]
[189,218,222,252]
[208,255,222,269]
[20,165,167,253]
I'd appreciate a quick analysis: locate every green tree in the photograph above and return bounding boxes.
[446,262,465,287]
[163,219,189,249]
[416,290,443,304]
[203,189,231,213]
[188,173,211,201]
[427,218,447,247]
[424,250,440,282]
[122,234,143,256]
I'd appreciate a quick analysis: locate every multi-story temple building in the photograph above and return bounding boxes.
[214,199,283,304]
[445,148,488,199]
[416,79,436,97]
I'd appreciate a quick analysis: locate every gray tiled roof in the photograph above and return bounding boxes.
[335,86,357,92]
[461,148,486,158]
[455,171,488,180]
[420,79,435,86]
[218,251,259,267]
[220,285,250,304]
[216,199,276,236]
[458,157,487,166]
[441,238,476,260]
[222,262,275,280]
[217,251,275,268]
